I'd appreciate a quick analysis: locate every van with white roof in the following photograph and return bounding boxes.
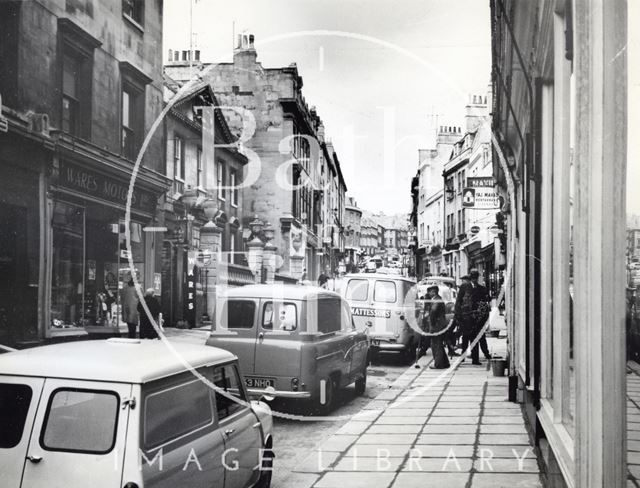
[0,339,273,488]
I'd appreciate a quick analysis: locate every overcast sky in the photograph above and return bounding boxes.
[163,0,492,215]
[164,0,639,216]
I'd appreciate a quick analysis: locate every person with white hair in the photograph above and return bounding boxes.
[137,288,161,339]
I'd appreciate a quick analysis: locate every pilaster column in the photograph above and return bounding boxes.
[262,243,277,284]
[289,255,305,281]
[247,238,265,283]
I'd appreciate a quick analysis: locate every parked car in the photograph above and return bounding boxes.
[0,339,273,488]
[207,284,369,413]
[339,273,419,363]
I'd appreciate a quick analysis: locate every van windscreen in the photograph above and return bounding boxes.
[0,383,33,448]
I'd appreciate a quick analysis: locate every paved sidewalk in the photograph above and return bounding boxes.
[278,342,542,488]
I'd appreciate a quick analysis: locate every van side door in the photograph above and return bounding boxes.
[0,376,45,488]
[20,379,132,488]
[213,362,261,488]
[140,369,225,488]
[342,301,368,380]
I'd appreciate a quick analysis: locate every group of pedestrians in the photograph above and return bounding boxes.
[121,278,162,340]
[416,269,492,369]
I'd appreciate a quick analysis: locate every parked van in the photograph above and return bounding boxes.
[0,339,274,488]
[339,273,420,363]
[207,284,368,413]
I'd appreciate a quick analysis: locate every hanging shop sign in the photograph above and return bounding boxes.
[470,226,481,235]
[57,160,157,213]
[463,177,499,209]
[185,251,198,327]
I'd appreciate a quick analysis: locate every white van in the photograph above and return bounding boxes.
[0,339,274,488]
[339,273,419,363]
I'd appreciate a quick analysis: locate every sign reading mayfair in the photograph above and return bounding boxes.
[58,160,156,213]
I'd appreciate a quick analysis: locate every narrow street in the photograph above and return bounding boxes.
[270,356,408,488]
[162,325,410,487]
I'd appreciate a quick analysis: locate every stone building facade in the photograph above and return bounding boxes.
[165,34,347,281]
[0,0,168,346]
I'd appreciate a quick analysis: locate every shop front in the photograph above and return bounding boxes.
[48,157,166,338]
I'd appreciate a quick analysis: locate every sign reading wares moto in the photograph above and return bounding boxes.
[58,160,156,213]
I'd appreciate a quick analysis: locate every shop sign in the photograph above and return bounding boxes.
[185,251,198,327]
[466,176,494,188]
[470,226,480,234]
[462,187,499,209]
[58,160,156,214]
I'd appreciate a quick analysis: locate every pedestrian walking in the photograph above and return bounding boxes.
[416,285,450,369]
[426,285,450,369]
[137,288,161,339]
[455,269,491,365]
[121,277,139,338]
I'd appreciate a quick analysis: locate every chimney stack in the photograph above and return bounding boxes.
[234,32,257,66]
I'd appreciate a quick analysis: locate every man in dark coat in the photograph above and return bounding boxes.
[426,285,450,369]
[455,269,491,364]
[137,288,161,339]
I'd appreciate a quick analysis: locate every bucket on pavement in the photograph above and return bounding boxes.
[491,356,507,376]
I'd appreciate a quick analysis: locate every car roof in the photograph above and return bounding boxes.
[221,283,343,300]
[343,273,417,284]
[0,339,236,384]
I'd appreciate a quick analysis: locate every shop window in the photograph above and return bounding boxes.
[51,200,146,330]
[51,202,85,328]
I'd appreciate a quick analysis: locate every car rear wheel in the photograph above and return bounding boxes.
[355,371,367,395]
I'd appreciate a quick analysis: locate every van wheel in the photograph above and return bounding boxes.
[355,371,367,396]
[316,377,336,415]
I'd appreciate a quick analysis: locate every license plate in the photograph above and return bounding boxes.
[245,377,275,389]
